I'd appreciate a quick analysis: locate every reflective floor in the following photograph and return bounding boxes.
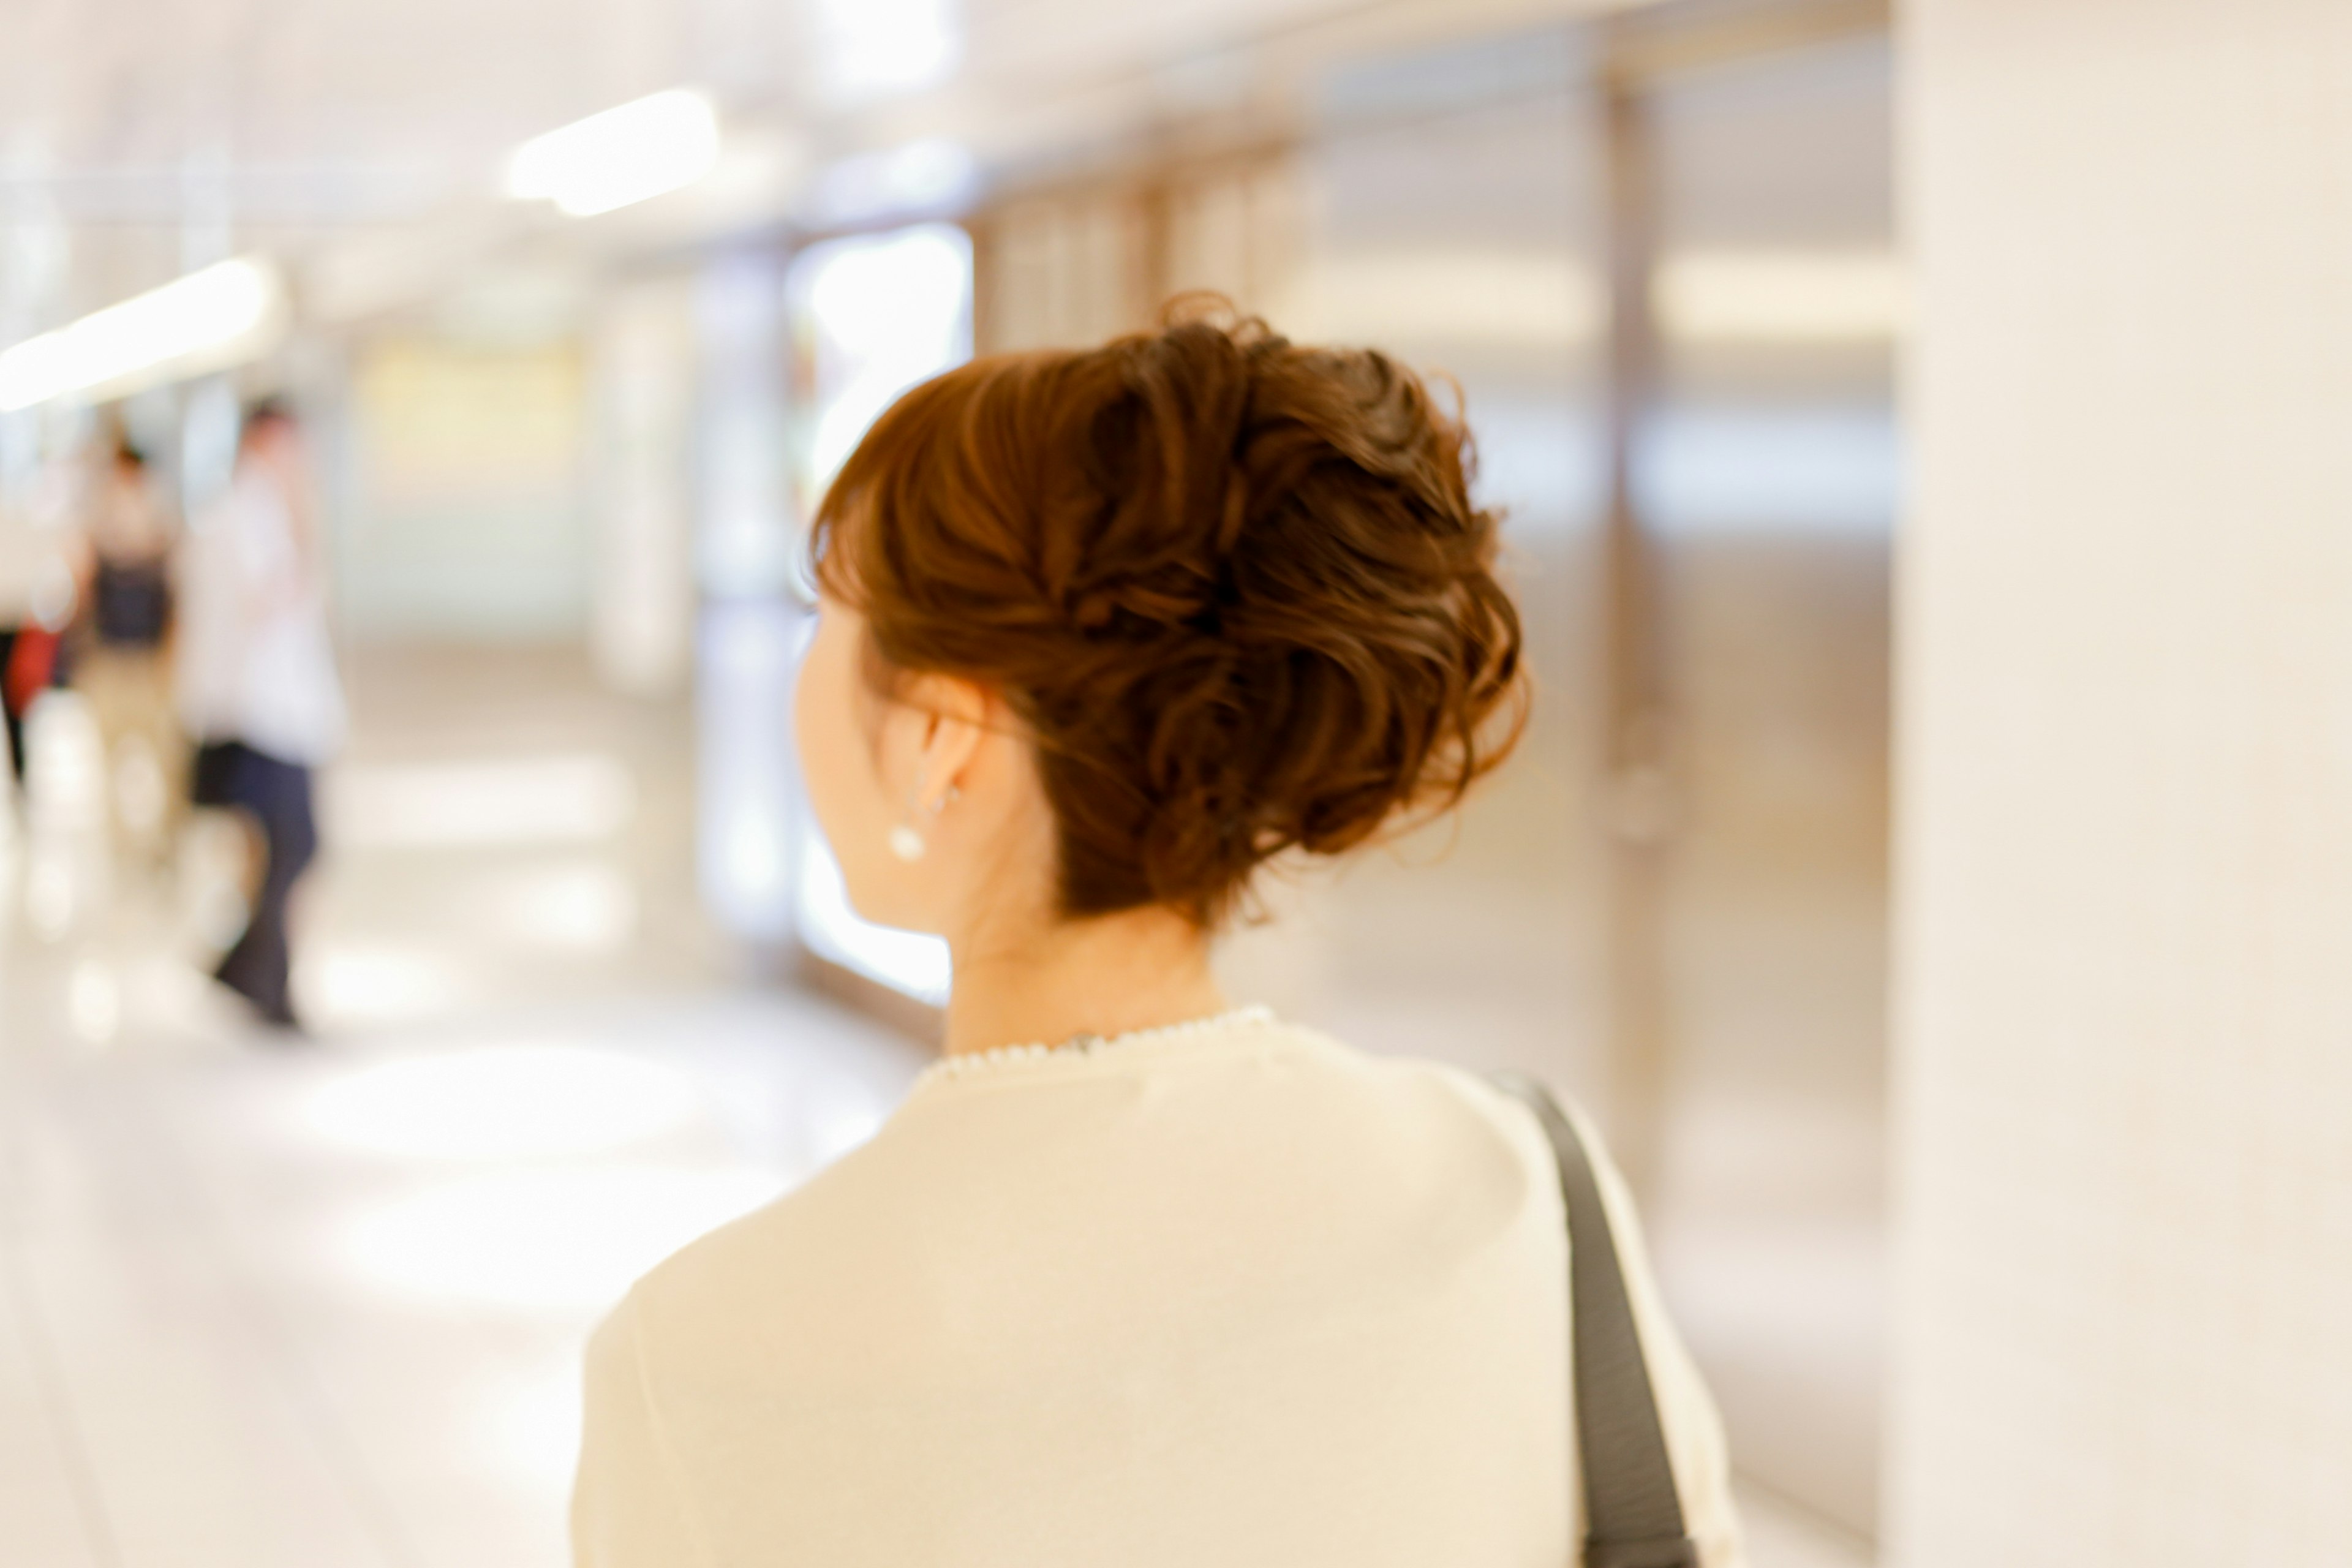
[0,647,930,1567]
[0,645,1864,1568]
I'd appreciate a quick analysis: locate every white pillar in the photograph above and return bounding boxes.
[587,280,696,696]
[1891,4,2352,1564]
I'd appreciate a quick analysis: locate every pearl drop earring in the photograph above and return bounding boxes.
[889,783,955,863]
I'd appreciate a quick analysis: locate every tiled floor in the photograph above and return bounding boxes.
[0,646,1871,1568]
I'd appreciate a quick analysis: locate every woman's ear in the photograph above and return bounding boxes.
[901,671,993,809]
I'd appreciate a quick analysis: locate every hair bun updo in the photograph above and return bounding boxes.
[810,302,1528,927]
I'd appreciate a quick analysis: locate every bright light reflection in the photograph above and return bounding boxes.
[336,1167,785,1313]
[24,690,105,834]
[1638,407,1899,535]
[1269,246,1906,349]
[816,0,960,102]
[1654,249,1908,344]
[793,224,971,502]
[781,224,968,1002]
[473,1372,584,1493]
[1272,249,1602,349]
[21,692,108,938]
[0,257,283,411]
[302,1044,703,1161]
[69,959,119,1046]
[478,861,638,952]
[795,823,951,1006]
[306,944,468,1024]
[803,140,976,229]
[507,88,721,217]
[698,600,802,943]
[323,754,635,850]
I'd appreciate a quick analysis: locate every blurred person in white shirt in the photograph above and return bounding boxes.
[177,399,345,1031]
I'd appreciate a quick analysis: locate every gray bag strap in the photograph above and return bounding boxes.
[1490,1074,1700,1568]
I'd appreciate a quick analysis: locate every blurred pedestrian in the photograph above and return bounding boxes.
[0,469,85,785]
[0,521,40,785]
[176,399,345,1031]
[75,437,183,867]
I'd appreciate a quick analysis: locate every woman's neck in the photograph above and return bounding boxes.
[943,903,1230,1057]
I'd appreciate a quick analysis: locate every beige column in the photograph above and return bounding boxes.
[1891,3,2352,1564]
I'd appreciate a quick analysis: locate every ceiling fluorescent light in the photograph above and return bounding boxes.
[816,0,960,104]
[506,89,721,217]
[0,256,285,412]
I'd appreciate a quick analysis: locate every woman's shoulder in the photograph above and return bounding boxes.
[900,1014,1553,1186]
[631,1017,1555,1259]
[612,1017,1559,1379]
[1237,1021,1562,1168]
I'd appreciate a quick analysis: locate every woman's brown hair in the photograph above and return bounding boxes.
[810,303,1527,928]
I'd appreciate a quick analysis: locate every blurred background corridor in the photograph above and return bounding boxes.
[16,0,2335,1565]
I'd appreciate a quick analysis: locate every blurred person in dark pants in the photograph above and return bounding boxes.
[76,438,183,867]
[176,401,345,1031]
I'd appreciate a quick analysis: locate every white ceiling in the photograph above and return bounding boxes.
[0,0,1623,330]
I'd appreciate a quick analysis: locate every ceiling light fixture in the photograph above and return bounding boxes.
[0,256,285,412]
[505,88,721,218]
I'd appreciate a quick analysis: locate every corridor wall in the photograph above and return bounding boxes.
[1891,2,2352,1564]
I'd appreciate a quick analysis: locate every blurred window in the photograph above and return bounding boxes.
[780,224,970,1003]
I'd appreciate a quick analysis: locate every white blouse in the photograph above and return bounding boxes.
[175,469,345,765]
[573,1011,1743,1567]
